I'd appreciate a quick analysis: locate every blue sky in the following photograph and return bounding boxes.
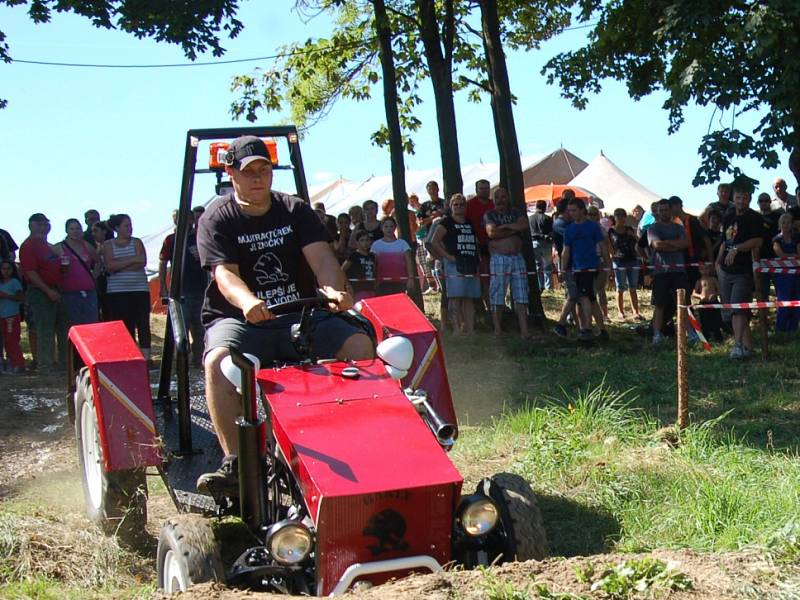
[0,1,792,248]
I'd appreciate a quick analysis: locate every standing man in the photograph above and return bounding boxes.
[560,199,608,341]
[19,213,68,370]
[700,183,735,228]
[669,196,711,294]
[529,200,554,290]
[196,136,373,494]
[484,188,530,339]
[771,177,797,212]
[648,200,691,345]
[757,192,780,300]
[83,209,101,246]
[415,186,443,293]
[466,179,494,311]
[159,210,208,369]
[716,179,763,359]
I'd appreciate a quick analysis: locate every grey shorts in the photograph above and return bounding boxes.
[562,272,578,301]
[204,311,365,366]
[718,269,754,318]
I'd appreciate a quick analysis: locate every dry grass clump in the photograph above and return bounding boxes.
[0,509,151,588]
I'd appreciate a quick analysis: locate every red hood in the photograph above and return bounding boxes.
[259,360,462,521]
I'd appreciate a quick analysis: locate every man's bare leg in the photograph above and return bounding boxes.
[204,346,240,457]
[462,299,475,334]
[492,306,503,336]
[336,333,374,360]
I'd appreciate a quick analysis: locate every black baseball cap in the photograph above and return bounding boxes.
[224,136,272,170]
[28,213,49,223]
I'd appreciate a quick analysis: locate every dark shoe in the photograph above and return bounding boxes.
[597,329,610,342]
[578,329,595,342]
[553,324,568,338]
[197,456,239,496]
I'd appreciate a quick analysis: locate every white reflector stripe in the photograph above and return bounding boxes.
[410,339,437,390]
[96,369,156,435]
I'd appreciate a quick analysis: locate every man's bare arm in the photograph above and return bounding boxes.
[303,240,353,311]
[213,263,267,323]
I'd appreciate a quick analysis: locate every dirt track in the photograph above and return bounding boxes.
[0,371,792,599]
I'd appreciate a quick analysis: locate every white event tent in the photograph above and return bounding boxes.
[310,148,588,216]
[567,152,661,214]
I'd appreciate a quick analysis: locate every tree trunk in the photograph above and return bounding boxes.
[372,0,422,307]
[478,0,545,323]
[416,0,463,200]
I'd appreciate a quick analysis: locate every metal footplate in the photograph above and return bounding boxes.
[157,377,224,514]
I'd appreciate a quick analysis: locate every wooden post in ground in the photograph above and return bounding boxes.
[759,285,769,361]
[676,288,689,429]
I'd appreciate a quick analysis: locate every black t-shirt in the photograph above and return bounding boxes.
[721,208,763,274]
[345,250,376,293]
[197,191,331,326]
[353,222,383,244]
[0,228,18,254]
[608,227,638,262]
[680,214,706,260]
[415,199,444,239]
[760,211,780,260]
[707,229,723,260]
[529,212,553,240]
[160,232,208,296]
[440,216,478,274]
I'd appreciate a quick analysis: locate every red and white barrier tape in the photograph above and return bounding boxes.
[754,259,800,268]
[683,300,800,352]
[679,300,800,310]
[685,308,713,352]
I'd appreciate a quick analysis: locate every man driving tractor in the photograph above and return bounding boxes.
[196,135,374,495]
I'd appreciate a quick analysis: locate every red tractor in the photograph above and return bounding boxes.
[65,127,547,595]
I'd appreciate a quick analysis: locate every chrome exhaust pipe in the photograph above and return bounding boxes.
[405,389,456,448]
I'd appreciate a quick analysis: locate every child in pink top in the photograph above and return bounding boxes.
[0,260,25,372]
[370,216,415,296]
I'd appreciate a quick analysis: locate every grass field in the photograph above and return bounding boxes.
[3,292,800,597]
[444,289,800,568]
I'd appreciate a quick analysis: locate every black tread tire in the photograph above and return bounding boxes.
[74,367,148,544]
[157,514,224,592]
[483,472,548,561]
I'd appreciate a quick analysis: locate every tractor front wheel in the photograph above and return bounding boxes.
[481,472,548,562]
[74,367,147,544]
[157,515,224,593]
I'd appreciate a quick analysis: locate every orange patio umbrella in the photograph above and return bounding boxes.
[524,183,595,207]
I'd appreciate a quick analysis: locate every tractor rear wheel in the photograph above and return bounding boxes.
[74,367,147,544]
[482,472,547,561]
[157,514,224,593]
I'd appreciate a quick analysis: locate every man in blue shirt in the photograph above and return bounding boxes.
[561,199,608,341]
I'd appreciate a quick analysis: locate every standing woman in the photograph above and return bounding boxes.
[102,214,152,361]
[772,213,800,332]
[58,218,99,326]
[91,220,113,320]
[429,194,480,335]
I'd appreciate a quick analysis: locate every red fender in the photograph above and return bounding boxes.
[356,294,458,434]
[69,321,161,471]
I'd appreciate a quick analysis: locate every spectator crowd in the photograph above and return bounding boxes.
[1,175,798,373]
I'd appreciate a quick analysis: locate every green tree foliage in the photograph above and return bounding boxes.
[543,0,800,187]
[230,1,424,155]
[1,0,243,108]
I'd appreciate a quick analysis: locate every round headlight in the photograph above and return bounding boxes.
[268,523,313,565]
[461,498,499,537]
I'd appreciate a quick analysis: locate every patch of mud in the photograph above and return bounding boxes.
[0,372,74,491]
[155,550,791,599]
